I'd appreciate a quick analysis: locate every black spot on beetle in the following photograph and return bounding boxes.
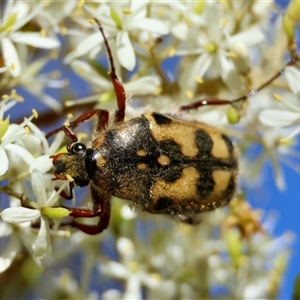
[222,175,236,200]
[195,129,213,154]
[221,134,234,154]
[154,197,174,211]
[197,169,215,199]
[152,112,172,125]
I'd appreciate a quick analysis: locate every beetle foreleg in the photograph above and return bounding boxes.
[61,186,111,235]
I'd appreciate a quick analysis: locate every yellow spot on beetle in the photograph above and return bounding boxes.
[137,163,147,170]
[212,170,232,197]
[97,156,107,168]
[150,167,199,212]
[136,149,147,157]
[157,154,171,166]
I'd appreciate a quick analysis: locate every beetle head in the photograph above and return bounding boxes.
[51,143,90,187]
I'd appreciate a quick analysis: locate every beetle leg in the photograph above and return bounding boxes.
[178,55,300,112]
[46,109,109,139]
[62,186,111,235]
[94,18,126,124]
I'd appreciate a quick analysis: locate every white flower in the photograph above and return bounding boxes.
[259,66,300,132]
[65,59,160,108]
[0,98,36,176]
[0,220,42,272]
[1,169,69,258]
[175,3,264,96]
[100,237,163,299]
[16,47,65,112]
[0,1,60,77]
[64,2,168,71]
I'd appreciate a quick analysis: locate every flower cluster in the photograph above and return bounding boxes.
[0,0,299,299]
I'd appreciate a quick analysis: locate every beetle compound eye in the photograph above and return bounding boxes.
[71,143,86,155]
[53,160,66,175]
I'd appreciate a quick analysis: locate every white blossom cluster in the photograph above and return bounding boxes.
[0,1,299,299]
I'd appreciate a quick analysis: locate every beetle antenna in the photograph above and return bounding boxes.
[93,18,126,122]
[93,18,116,78]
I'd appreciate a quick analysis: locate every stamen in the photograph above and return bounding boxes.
[32,109,38,118]
[273,93,281,101]
[24,126,31,135]
[186,90,193,99]
[66,174,74,182]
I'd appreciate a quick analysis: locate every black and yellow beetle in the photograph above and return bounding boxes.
[48,19,299,235]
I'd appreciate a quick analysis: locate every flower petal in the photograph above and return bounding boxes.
[259,110,300,127]
[179,52,212,92]
[10,32,60,49]
[218,54,243,92]
[1,207,41,223]
[34,216,51,258]
[70,59,111,90]
[285,66,300,97]
[31,168,47,207]
[127,18,168,35]
[116,31,135,71]
[0,147,9,176]
[4,143,35,165]
[229,27,264,47]
[29,155,53,174]
[0,233,19,272]
[64,32,102,64]
[126,76,160,95]
[1,37,21,77]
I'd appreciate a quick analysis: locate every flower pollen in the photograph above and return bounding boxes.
[273,93,282,101]
[40,29,47,37]
[205,43,217,53]
[66,174,74,182]
[24,126,30,135]
[186,90,193,99]
[122,9,132,15]
[168,48,175,57]
[194,75,203,84]
[32,109,38,118]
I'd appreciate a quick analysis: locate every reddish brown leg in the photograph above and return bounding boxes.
[64,186,111,235]
[179,55,300,111]
[46,109,109,139]
[94,18,126,123]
